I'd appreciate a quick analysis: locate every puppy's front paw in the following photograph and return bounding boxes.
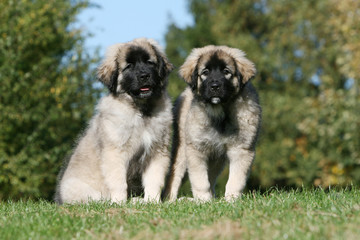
[144,195,161,203]
[193,191,213,202]
[225,193,241,202]
[177,197,195,202]
[110,192,127,204]
[130,197,145,204]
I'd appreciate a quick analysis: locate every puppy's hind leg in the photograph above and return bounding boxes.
[58,178,103,204]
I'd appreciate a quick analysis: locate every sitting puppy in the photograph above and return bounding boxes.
[164,45,261,201]
[55,38,173,204]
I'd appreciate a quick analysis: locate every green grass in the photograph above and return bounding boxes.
[1,188,359,239]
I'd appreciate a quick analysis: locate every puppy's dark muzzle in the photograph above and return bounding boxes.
[208,79,223,94]
[139,73,150,81]
[210,82,221,92]
[136,73,154,99]
[207,81,223,104]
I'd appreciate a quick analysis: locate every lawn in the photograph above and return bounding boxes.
[1,188,359,239]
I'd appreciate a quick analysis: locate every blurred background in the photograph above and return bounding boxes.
[0,0,359,200]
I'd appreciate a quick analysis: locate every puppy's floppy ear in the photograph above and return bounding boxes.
[147,39,174,80]
[226,47,256,84]
[97,43,123,91]
[189,65,198,90]
[157,53,174,80]
[179,48,202,85]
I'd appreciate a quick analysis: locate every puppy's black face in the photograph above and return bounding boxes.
[196,54,239,105]
[120,47,163,99]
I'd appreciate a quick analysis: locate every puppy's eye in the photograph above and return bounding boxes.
[223,68,232,75]
[201,69,209,77]
[123,63,132,71]
[147,60,156,65]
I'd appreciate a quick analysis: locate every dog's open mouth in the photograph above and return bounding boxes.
[138,86,153,98]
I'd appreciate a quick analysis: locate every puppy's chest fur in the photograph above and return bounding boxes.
[186,106,236,149]
[129,113,168,153]
[185,99,258,151]
[99,95,171,151]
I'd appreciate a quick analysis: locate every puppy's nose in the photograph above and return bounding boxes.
[139,73,150,81]
[210,82,220,91]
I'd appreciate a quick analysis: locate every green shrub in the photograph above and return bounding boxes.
[0,0,100,200]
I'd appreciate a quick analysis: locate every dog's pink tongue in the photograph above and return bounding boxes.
[140,87,150,91]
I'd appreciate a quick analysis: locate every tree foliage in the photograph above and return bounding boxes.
[0,0,100,200]
[166,0,360,189]
[0,0,358,200]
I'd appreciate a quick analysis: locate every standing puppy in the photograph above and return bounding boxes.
[55,38,173,204]
[164,45,261,201]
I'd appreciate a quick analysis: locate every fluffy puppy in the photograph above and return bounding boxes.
[55,38,174,204]
[164,45,261,201]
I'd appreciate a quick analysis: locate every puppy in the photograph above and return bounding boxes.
[164,45,261,201]
[55,38,174,204]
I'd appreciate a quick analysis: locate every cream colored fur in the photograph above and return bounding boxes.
[55,39,173,204]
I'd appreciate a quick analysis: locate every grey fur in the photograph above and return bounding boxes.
[164,45,261,201]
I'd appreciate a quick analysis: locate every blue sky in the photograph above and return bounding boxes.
[77,0,193,55]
